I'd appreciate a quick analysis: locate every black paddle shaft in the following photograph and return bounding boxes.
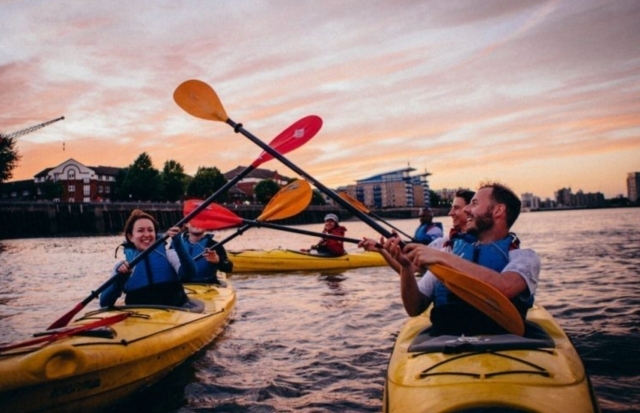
[226,119,400,244]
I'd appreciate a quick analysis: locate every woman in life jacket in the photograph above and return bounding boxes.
[310,213,347,256]
[100,210,196,307]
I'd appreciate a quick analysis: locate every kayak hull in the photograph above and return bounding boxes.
[384,304,600,413]
[228,249,387,272]
[0,281,236,413]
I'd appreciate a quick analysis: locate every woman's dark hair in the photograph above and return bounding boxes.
[455,189,475,205]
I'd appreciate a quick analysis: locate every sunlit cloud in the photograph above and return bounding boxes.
[1,0,639,199]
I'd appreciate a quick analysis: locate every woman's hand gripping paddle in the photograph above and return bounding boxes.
[174,79,524,336]
[46,117,321,331]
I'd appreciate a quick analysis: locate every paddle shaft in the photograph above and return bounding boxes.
[226,119,398,243]
[3,313,130,352]
[369,211,415,241]
[193,224,252,260]
[194,220,363,261]
[240,220,362,244]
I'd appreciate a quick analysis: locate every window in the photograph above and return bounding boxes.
[68,170,76,180]
[98,186,103,193]
[68,185,75,192]
[83,185,90,196]
[105,187,110,194]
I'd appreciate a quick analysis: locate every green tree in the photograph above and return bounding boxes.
[428,190,443,208]
[254,179,280,204]
[310,189,326,205]
[186,166,227,201]
[160,160,187,202]
[0,134,20,184]
[117,153,161,201]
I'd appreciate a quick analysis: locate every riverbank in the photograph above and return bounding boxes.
[3,200,637,239]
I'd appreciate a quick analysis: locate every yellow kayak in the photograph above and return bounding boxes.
[384,304,601,413]
[227,248,387,273]
[0,280,236,413]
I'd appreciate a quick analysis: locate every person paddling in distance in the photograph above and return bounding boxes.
[374,182,540,335]
[179,222,233,284]
[100,210,196,308]
[308,213,347,256]
[414,207,443,245]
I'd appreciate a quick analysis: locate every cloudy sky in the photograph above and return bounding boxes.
[2,0,639,199]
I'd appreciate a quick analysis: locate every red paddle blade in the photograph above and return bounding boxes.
[183,200,243,230]
[251,115,322,167]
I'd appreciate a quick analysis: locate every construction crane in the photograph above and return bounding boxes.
[1,116,65,140]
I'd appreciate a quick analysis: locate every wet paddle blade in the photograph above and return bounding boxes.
[252,116,322,167]
[183,200,244,230]
[256,180,312,222]
[174,81,322,169]
[173,79,229,122]
[429,263,525,336]
[339,192,370,214]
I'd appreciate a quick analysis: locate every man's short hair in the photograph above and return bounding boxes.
[479,182,521,228]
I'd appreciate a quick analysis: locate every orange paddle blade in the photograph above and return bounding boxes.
[429,263,525,336]
[339,192,369,214]
[173,79,228,122]
[256,180,312,222]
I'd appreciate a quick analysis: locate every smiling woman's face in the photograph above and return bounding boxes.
[127,218,156,251]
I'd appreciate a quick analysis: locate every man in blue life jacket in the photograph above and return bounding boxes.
[384,182,540,335]
[414,207,444,245]
[179,223,233,284]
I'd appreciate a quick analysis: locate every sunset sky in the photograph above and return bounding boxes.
[1,0,639,199]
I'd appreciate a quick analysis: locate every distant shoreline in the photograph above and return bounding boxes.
[1,201,637,240]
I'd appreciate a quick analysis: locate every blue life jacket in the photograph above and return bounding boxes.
[100,235,193,307]
[123,244,180,292]
[444,229,477,250]
[414,222,444,245]
[181,233,217,282]
[433,233,532,317]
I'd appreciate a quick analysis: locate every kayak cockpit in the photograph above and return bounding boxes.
[408,321,555,354]
[101,298,206,314]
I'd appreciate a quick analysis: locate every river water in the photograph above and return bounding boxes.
[1,208,639,412]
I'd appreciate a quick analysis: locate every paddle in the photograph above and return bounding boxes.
[173,79,524,336]
[173,80,393,241]
[428,264,525,336]
[338,192,416,241]
[194,212,364,248]
[184,179,313,231]
[187,180,314,257]
[1,313,131,353]
[47,117,321,330]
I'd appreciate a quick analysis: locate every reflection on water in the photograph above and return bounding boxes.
[1,208,639,412]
